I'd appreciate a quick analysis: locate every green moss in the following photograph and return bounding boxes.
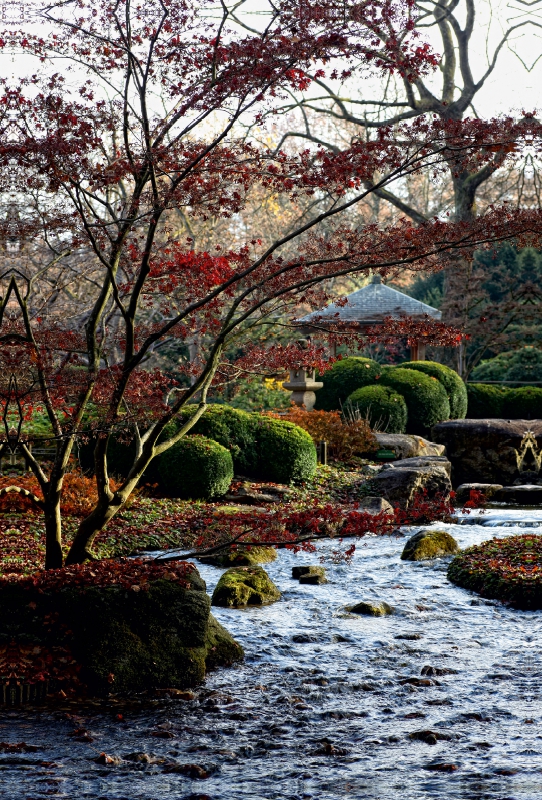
[400,361,467,420]
[379,368,450,435]
[347,384,407,433]
[291,565,326,579]
[315,357,382,411]
[347,600,394,616]
[211,566,281,607]
[401,530,459,561]
[158,435,233,499]
[197,546,277,567]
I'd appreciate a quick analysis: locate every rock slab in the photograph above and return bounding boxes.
[432,419,542,486]
[365,465,452,508]
[375,433,446,460]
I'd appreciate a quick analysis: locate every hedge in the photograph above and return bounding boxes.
[503,386,542,419]
[158,435,234,499]
[400,361,467,419]
[379,367,450,434]
[347,384,407,434]
[466,384,510,418]
[84,404,317,487]
[314,356,382,411]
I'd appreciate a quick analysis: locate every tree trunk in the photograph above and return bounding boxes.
[44,501,63,570]
[65,498,120,565]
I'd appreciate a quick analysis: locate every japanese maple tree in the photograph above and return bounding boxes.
[0,0,534,568]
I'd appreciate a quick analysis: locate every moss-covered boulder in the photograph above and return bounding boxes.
[197,546,277,567]
[211,566,281,607]
[447,534,542,609]
[347,600,394,616]
[401,529,459,561]
[0,560,243,698]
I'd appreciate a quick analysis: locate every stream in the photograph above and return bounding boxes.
[1,509,542,799]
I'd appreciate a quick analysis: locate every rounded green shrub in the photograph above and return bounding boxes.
[503,386,542,420]
[400,361,467,419]
[158,435,233,499]
[347,384,407,433]
[250,416,317,483]
[176,404,258,475]
[314,356,382,411]
[466,383,510,418]
[379,367,450,435]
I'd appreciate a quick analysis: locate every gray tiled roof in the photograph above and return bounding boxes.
[298,278,441,324]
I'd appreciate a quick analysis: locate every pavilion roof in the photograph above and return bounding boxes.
[298,276,441,325]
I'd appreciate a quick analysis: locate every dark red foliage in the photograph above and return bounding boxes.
[2,558,195,592]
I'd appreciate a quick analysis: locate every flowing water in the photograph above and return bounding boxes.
[2,510,542,799]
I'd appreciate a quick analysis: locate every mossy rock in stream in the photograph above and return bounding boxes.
[0,565,243,697]
[211,566,281,607]
[197,546,277,568]
[401,530,459,561]
[346,600,394,616]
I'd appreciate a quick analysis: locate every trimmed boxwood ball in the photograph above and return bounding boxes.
[400,361,468,419]
[158,435,233,499]
[447,534,542,609]
[176,404,259,475]
[314,356,382,411]
[503,386,542,420]
[379,367,450,435]
[250,415,317,483]
[347,384,407,433]
[466,383,510,418]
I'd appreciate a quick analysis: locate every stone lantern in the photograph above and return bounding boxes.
[282,367,323,411]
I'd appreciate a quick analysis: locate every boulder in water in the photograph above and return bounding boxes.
[211,566,281,607]
[347,600,394,616]
[401,529,459,561]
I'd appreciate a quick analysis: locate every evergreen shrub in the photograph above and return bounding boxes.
[379,367,450,434]
[400,361,468,419]
[503,387,542,419]
[314,356,382,411]
[347,384,407,433]
[251,416,317,483]
[158,435,233,499]
[466,384,510,418]
[176,404,258,474]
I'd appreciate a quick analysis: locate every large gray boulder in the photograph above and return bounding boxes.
[365,464,452,508]
[375,433,445,460]
[432,419,542,486]
[381,456,451,477]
